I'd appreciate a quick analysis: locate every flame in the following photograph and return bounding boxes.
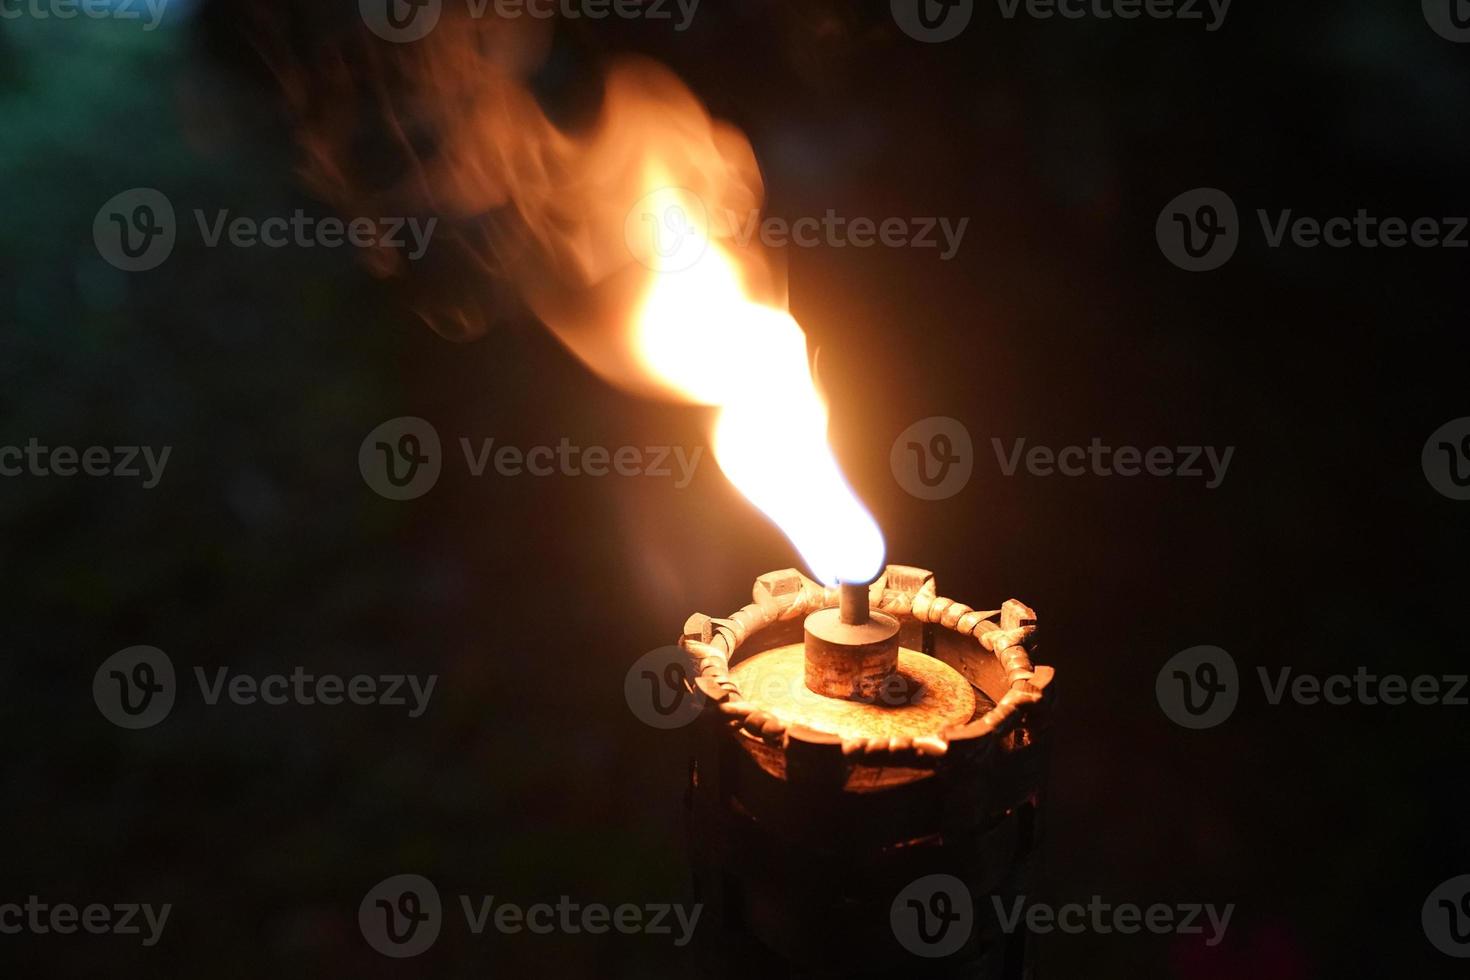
[254,16,884,583]
[632,219,884,585]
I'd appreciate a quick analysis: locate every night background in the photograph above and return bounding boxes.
[2,0,1468,976]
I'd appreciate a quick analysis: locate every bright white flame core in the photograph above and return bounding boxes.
[634,243,885,585]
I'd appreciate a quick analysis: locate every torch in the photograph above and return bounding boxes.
[237,11,1050,967]
[612,193,1059,974]
[677,564,1052,977]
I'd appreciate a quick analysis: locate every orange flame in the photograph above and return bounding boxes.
[263,16,883,583]
[629,202,884,585]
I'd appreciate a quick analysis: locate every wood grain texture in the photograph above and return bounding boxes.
[729,642,976,742]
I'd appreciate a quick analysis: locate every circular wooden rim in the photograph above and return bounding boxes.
[678,565,1053,768]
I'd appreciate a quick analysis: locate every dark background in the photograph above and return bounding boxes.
[2,0,1468,976]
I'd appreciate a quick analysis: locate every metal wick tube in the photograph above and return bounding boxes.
[838,581,871,626]
[807,579,896,700]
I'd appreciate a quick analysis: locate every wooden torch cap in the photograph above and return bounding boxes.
[802,605,901,701]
